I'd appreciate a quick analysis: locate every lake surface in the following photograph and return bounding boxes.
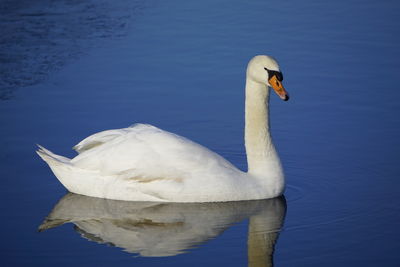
[1,0,399,266]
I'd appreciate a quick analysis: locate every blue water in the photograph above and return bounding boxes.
[1,0,400,266]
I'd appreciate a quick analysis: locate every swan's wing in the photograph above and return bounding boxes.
[73,128,131,153]
[71,124,238,181]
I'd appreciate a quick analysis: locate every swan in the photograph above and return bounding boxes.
[37,55,289,202]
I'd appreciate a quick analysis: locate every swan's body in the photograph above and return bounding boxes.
[37,55,289,202]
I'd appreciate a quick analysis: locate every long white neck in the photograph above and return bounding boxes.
[245,78,284,191]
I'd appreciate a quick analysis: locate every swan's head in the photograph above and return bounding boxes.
[247,55,289,101]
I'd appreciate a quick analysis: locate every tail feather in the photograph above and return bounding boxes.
[36,144,72,166]
[36,144,98,195]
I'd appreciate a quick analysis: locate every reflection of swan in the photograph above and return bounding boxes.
[37,55,289,202]
[248,202,285,267]
[39,193,286,262]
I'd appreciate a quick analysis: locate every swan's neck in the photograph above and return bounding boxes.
[245,78,283,184]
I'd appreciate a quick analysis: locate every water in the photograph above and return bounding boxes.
[1,0,399,266]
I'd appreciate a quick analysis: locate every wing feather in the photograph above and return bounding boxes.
[72,123,145,153]
[70,124,238,182]
[73,130,126,153]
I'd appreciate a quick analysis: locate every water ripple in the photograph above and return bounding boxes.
[0,0,145,99]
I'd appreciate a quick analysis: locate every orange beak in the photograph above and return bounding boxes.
[269,75,289,101]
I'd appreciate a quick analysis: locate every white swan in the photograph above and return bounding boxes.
[37,55,289,202]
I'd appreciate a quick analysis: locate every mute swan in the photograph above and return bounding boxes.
[37,55,289,202]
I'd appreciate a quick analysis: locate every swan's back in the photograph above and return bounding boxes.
[71,124,239,182]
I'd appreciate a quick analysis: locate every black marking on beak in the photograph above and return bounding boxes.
[264,67,283,81]
[283,94,289,101]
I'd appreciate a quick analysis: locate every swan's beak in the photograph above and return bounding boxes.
[269,75,289,101]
